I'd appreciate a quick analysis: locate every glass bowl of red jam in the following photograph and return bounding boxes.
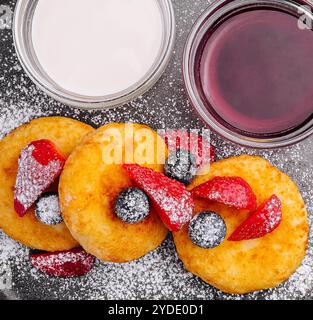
[183,0,313,148]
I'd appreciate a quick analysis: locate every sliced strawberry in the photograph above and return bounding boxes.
[160,130,215,167]
[31,140,64,165]
[14,140,65,217]
[192,176,257,211]
[30,248,95,277]
[228,195,282,241]
[123,164,194,232]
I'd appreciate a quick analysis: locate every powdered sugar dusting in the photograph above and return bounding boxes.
[14,144,63,214]
[229,195,282,240]
[193,177,257,210]
[0,0,312,300]
[262,195,282,233]
[115,187,150,224]
[189,212,226,248]
[30,248,95,278]
[35,193,62,225]
[0,231,28,299]
[124,164,193,230]
[165,149,197,184]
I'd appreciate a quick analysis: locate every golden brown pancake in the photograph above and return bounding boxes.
[59,123,168,263]
[0,117,94,251]
[173,155,308,294]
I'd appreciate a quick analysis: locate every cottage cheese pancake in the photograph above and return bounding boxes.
[0,117,94,251]
[173,155,308,294]
[59,123,168,262]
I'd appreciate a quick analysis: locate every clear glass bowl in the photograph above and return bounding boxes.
[13,0,176,110]
[183,0,313,148]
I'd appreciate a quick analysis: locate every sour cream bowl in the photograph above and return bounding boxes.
[13,0,176,109]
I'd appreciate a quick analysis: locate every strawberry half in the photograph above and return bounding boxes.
[192,176,257,211]
[228,195,282,241]
[30,248,95,277]
[160,130,215,167]
[123,164,194,232]
[14,140,65,217]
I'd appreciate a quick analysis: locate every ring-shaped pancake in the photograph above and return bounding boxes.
[59,123,168,262]
[0,117,94,251]
[173,155,308,294]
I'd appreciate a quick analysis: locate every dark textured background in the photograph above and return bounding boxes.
[0,0,312,300]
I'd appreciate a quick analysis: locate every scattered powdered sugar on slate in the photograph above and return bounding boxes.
[0,0,312,300]
[0,231,28,299]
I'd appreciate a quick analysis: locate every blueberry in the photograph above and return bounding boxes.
[164,149,197,184]
[189,211,226,249]
[35,192,63,225]
[115,187,150,224]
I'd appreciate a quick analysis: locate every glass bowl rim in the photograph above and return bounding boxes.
[13,0,176,110]
[182,0,313,149]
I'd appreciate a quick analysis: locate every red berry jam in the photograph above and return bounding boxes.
[198,9,313,136]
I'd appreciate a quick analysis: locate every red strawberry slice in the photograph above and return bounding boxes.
[123,164,194,232]
[30,248,95,277]
[160,130,215,167]
[228,195,282,241]
[14,140,65,217]
[192,176,257,211]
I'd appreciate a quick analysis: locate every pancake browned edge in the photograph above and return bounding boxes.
[173,155,308,294]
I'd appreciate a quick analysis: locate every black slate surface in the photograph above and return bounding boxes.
[0,0,312,300]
